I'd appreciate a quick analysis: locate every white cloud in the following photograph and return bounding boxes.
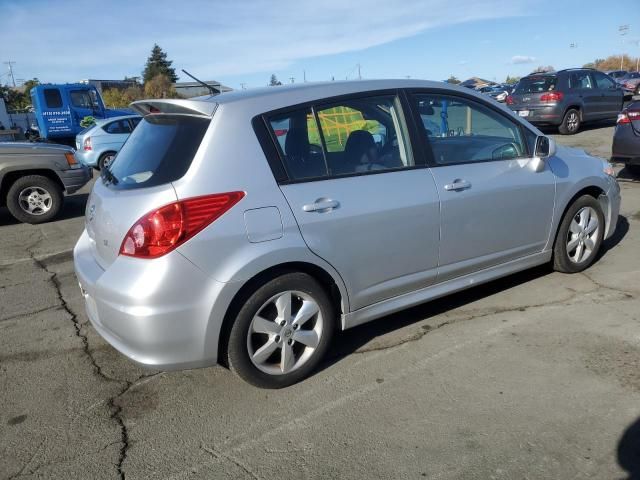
[0,0,533,82]
[511,55,536,64]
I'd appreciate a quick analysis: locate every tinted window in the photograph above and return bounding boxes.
[129,117,141,128]
[569,72,593,89]
[70,90,99,108]
[414,94,526,165]
[106,115,209,190]
[515,76,557,93]
[268,107,328,180]
[44,89,63,108]
[593,72,615,89]
[315,95,412,176]
[103,120,131,134]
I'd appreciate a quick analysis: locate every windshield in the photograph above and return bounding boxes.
[515,76,557,93]
[105,114,210,190]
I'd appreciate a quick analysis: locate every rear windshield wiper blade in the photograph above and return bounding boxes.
[101,167,118,185]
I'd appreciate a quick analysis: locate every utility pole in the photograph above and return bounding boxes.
[619,24,630,70]
[357,63,361,80]
[289,76,295,84]
[303,70,306,82]
[240,82,246,90]
[3,61,16,87]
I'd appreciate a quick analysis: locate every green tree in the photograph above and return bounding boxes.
[144,74,180,99]
[142,44,178,83]
[269,74,282,86]
[532,65,555,74]
[446,75,461,84]
[0,86,29,111]
[102,85,144,108]
[22,78,40,95]
[505,75,520,85]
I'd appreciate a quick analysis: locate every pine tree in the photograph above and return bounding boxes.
[142,44,178,83]
[269,74,282,86]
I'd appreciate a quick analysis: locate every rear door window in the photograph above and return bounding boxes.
[106,115,210,190]
[44,89,63,108]
[268,107,328,181]
[569,72,593,89]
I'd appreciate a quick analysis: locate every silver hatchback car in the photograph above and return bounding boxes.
[74,80,620,388]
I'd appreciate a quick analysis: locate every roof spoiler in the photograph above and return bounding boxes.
[130,99,217,117]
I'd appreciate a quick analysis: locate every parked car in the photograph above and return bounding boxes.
[74,115,141,170]
[616,71,640,96]
[612,101,640,175]
[0,142,92,223]
[506,68,624,134]
[606,70,628,80]
[74,80,620,388]
[483,86,510,102]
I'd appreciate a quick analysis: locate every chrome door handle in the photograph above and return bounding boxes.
[443,179,471,191]
[303,198,340,212]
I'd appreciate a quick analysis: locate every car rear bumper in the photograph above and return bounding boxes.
[612,125,640,164]
[73,229,242,370]
[509,105,563,125]
[74,149,100,168]
[60,166,92,194]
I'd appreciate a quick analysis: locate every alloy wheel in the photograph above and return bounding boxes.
[247,290,323,375]
[566,206,599,264]
[18,186,53,216]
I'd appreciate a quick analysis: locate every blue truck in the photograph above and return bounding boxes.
[30,84,131,145]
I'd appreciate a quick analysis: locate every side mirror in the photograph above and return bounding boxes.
[534,135,556,158]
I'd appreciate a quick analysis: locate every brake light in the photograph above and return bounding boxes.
[83,137,92,151]
[506,95,514,105]
[273,129,288,136]
[540,92,564,102]
[119,192,245,258]
[625,82,635,89]
[617,110,640,125]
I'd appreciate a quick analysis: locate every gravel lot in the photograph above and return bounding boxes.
[1,123,639,480]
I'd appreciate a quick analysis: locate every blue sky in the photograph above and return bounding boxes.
[0,0,636,89]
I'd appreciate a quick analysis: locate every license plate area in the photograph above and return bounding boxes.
[518,110,530,117]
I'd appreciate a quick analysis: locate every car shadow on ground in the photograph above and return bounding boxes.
[0,192,89,226]
[321,214,629,372]
[617,166,640,184]
[618,416,640,480]
[539,118,616,135]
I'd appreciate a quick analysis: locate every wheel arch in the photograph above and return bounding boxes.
[551,185,607,249]
[0,169,65,206]
[216,260,347,364]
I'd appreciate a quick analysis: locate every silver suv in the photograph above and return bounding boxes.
[74,80,620,388]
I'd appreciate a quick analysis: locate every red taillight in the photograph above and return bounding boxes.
[83,137,92,151]
[625,82,635,89]
[274,129,288,137]
[540,92,564,102]
[119,192,245,259]
[506,95,514,105]
[617,110,640,125]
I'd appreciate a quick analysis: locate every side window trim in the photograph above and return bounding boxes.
[406,88,535,166]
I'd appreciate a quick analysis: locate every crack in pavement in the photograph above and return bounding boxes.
[23,245,163,480]
[0,304,63,323]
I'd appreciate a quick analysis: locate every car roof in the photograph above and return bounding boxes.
[131,79,526,125]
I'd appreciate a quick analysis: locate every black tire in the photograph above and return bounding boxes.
[558,108,581,135]
[626,164,640,176]
[226,272,335,388]
[553,195,605,273]
[98,151,116,171]
[6,175,63,224]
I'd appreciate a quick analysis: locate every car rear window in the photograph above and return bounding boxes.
[105,114,210,190]
[515,76,557,94]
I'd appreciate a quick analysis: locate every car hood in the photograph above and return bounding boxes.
[0,142,74,155]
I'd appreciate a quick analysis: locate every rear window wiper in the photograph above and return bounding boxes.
[101,167,119,185]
